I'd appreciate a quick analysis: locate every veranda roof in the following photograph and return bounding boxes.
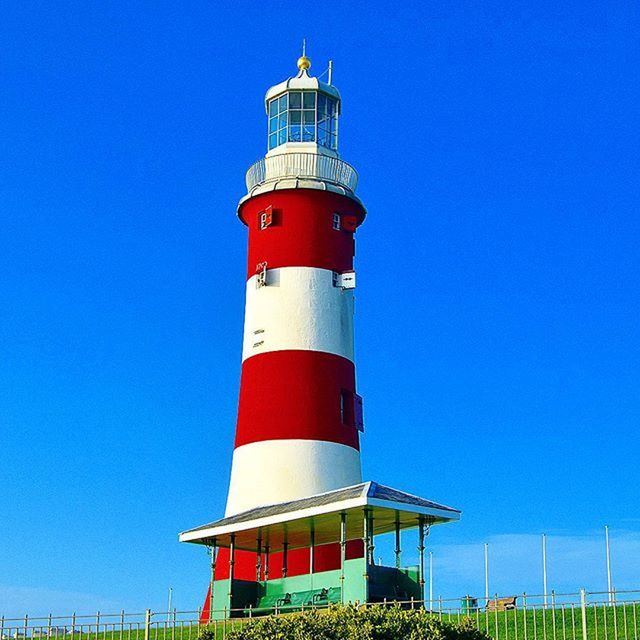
[179,481,460,553]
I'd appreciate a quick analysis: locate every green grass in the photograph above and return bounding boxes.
[437,602,640,640]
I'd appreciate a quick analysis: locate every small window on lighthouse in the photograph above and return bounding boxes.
[256,262,268,288]
[259,206,273,230]
[340,390,355,427]
[332,213,341,230]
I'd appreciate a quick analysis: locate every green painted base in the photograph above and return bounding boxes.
[209,561,422,619]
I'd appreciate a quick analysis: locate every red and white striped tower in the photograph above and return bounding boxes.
[225,53,366,517]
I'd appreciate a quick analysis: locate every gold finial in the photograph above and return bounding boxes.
[297,55,311,71]
[297,38,311,71]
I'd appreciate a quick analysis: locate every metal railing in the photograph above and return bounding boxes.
[369,590,640,640]
[2,590,639,640]
[245,153,358,193]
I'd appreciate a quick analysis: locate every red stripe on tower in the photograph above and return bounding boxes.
[239,190,364,277]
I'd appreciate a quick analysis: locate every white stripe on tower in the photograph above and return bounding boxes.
[225,440,362,515]
[242,266,354,363]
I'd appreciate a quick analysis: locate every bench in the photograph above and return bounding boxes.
[486,596,517,611]
[248,593,292,615]
[285,587,336,608]
[249,587,342,616]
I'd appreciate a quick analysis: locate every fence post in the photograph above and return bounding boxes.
[144,610,151,640]
[580,589,588,640]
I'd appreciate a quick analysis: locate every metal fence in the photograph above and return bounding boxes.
[2,590,639,640]
[0,611,207,640]
[407,590,640,640]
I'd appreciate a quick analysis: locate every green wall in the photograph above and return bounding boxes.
[211,578,230,620]
[211,561,421,617]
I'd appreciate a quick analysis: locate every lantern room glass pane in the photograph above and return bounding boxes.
[289,92,302,109]
[303,92,316,109]
[318,93,326,115]
[289,124,302,142]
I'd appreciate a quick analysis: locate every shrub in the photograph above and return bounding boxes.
[200,604,490,640]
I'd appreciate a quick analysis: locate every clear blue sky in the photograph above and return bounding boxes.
[1,0,639,617]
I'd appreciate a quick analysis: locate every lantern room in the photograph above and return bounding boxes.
[265,55,341,155]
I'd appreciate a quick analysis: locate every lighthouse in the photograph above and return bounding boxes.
[226,52,365,517]
[180,53,460,618]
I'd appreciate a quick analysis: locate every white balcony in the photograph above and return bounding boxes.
[245,153,359,195]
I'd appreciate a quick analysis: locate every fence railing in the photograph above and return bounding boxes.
[2,590,639,640]
[245,153,359,193]
[383,590,640,640]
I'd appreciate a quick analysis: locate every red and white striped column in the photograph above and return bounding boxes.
[225,187,365,516]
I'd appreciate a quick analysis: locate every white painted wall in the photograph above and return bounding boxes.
[225,439,362,516]
[242,266,354,363]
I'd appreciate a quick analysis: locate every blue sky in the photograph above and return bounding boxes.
[1,0,639,618]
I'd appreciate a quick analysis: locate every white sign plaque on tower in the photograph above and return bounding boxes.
[336,270,356,289]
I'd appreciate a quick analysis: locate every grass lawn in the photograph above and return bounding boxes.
[438,601,639,640]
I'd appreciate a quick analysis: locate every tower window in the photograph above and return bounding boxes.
[340,390,354,427]
[259,206,274,230]
[340,390,364,431]
[256,262,268,288]
[332,213,341,230]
